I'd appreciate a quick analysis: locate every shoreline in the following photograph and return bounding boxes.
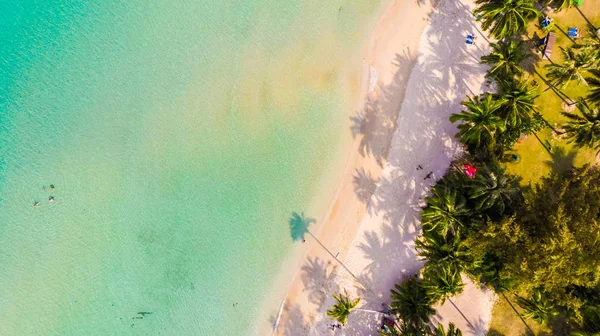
[267,0,439,334]
[308,0,497,334]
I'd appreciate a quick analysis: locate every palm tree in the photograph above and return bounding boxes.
[421,186,470,237]
[467,168,519,213]
[481,40,529,79]
[474,0,539,40]
[450,94,506,151]
[516,289,558,326]
[586,69,600,106]
[378,321,463,336]
[432,323,463,336]
[416,231,473,274]
[423,266,465,305]
[390,275,436,331]
[561,101,600,149]
[496,79,537,129]
[573,36,600,66]
[327,293,360,326]
[545,47,596,88]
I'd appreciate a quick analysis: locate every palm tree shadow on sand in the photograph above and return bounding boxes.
[353,168,379,205]
[300,256,338,308]
[289,211,315,242]
[279,0,495,333]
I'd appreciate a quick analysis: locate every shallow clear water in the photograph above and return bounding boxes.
[0,0,381,334]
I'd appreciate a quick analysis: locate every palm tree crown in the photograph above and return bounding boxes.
[561,101,600,149]
[481,40,528,79]
[327,293,360,326]
[416,231,473,274]
[450,94,506,151]
[474,0,539,39]
[423,265,465,305]
[516,289,558,326]
[390,276,436,331]
[545,47,596,88]
[586,69,600,106]
[433,322,463,336]
[421,186,470,237]
[496,79,537,128]
[467,167,519,213]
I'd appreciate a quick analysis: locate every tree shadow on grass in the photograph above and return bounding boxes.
[543,145,576,173]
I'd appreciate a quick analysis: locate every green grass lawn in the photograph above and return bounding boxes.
[503,3,600,185]
[488,295,550,336]
[488,3,600,335]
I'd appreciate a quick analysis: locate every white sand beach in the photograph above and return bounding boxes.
[273,0,497,335]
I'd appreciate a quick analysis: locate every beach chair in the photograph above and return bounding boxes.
[568,27,580,38]
[465,34,476,45]
[541,16,552,28]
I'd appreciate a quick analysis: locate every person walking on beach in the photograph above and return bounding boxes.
[424,171,433,180]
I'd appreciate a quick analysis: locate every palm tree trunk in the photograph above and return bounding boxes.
[532,131,552,154]
[533,109,563,134]
[307,231,363,286]
[500,291,536,336]
[448,299,477,331]
[574,6,600,43]
[533,69,575,105]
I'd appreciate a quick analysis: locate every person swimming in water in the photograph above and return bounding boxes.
[34,201,40,208]
[42,186,46,192]
[50,184,55,191]
[48,196,54,203]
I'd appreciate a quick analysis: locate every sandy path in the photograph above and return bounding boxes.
[306,0,497,335]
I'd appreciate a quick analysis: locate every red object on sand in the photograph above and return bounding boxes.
[463,164,477,178]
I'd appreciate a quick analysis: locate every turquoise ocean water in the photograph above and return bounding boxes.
[0,0,382,334]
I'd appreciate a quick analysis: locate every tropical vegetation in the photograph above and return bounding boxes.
[326,293,360,326]
[474,0,539,39]
[322,2,600,335]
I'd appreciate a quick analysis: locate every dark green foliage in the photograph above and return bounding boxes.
[586,69,600,107]
[421,186,470,237]
[423,265,465,305]
[562,101,600,149]
[516,289,559,326]
[474,0,539,39]
[468,252,514,291]
[496,79,537,128]
[327,293,360,325]
[466,166,600,312]
[450,94,506,153]
[466,165,521,215]
[545,47,596,88]
[378,322,463,336]
[416,231,473,275]
[390,276,436,331]
[481,40,529,79]
[432,323,463,336]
